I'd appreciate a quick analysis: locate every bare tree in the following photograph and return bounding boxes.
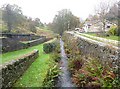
[95,1,110,35]
[118,1,120,36]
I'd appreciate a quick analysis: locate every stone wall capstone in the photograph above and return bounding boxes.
[25,37,46,47]
[0,49,39,88]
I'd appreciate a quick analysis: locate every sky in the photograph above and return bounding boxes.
[0,0,118,23]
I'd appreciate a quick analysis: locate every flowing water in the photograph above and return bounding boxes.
[58,38,75,87]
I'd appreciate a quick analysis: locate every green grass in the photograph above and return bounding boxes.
[103,35,119,41]
[0,38,57,87]
[86,33,97,36]
[0,39,56,87]
[85,33,119,41]
[13,43,55,87]
[1,38,56,64]
[1,45,38,64]
[1,49,33,64]
[13,40,54,87]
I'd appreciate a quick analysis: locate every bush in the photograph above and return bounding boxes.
[108,25,118,36]
[68,58,83,72]
[43,39,60,54]
[50,52,61,62]
[72,58,117,87]
[43,42,56,53]
[42,39,61,87]
[42,64,60,87]
[54,40,60,53]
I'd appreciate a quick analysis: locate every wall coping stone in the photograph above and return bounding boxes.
[67,31,120,50]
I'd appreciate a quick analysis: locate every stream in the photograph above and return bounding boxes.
[57,38,75,87]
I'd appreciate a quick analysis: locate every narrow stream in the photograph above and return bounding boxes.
[58,38,75,87]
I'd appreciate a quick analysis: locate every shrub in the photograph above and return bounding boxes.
[42,39,61,87]
[72,58,117,87]
[108,25,118,36]
[54,40,60,53]
[42,64,60,87]
[43,42,56,53]
[43,38,61,54]
[68,58,83,72]
[50,52,61,62]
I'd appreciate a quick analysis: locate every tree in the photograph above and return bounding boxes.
[51,9,80,35]
[34,18,44,27]
[95,1,110,34]
[118,1,120,36]
[2,4,22,32]
[106,2,118,25]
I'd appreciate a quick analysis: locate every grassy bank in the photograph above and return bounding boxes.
[1,38,59,87]
[1,38,56,64]
[1,48,35,64]
[85,33,119,41]
[13,39,56,87]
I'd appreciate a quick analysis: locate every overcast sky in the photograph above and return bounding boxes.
[0,0,118,23]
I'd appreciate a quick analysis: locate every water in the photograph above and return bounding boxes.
[58,38,75,87]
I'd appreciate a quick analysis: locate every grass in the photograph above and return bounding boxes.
[104,35,119,41]
[36,28,57,39]
[1,45,38,64]
[13,43,55,87]
[1,38,56,64]
[86,33,119,41]
[13,40,57,87]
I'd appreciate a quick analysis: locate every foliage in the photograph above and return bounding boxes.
[43,38,60,54]
[43,42,56,53]
[1,4,44,34]
[53,39,61,53]
[72,58,118,88]
[48,9,80,35]
[68,58,83,72]
[62,33,80,58]
[2,4,23,32]
[42,64,60,87]
[50,52,61,62]
[42,39,60,87]
[106,2,118,25]
[13,43,50,87]
[108,25,118,36]
[63,33,119,88]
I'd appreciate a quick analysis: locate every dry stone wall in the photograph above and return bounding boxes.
[0,50,39,88]
[1,37,47,53]
[1,33,42,41]
[2,37,25,53]
[63,32,120,69]
[25,37,46,47]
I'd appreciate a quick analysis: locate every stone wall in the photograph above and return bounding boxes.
[1,33,43,41]
[25,37,46,47]
[2,37,25,53]
[0,50,39,88]
[1,37,47,53]
[63,32,120,68]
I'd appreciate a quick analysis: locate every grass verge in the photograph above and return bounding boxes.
[13,39,56,87]
[1,48,35,64]
[86,33,119,41]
